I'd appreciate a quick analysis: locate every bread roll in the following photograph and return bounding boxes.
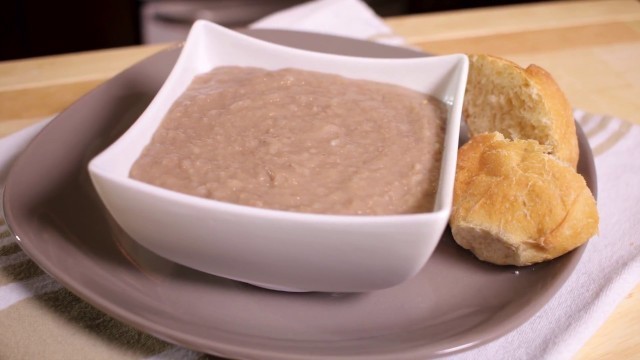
[463,54,579,168]
[450,133,598,266]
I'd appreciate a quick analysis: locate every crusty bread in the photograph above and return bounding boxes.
[463,54,579,168]
[450,133,598,266]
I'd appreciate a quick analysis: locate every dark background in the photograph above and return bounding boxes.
[0,0,550,61]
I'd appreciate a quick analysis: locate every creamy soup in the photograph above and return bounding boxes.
[130,66,446,215]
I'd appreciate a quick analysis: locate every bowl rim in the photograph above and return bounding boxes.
[88,20,469,222]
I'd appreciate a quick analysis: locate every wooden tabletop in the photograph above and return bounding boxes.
[0,0,639,358]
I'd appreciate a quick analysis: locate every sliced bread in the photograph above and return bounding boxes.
[463,54,579,168]
[450,133,598,266]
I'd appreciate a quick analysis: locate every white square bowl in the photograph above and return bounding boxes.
[88,20,468,292]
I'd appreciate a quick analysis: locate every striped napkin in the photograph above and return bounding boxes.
[2,0,639,359]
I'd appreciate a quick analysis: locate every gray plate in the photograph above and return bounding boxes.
[3,30,596,359]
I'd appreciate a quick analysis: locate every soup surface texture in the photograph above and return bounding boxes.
[130,66,446,215]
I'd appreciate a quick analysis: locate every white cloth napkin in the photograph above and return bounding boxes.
[2,1,639,359]
[249,0,405,46]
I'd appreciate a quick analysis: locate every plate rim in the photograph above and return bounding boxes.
[2,28,594,359]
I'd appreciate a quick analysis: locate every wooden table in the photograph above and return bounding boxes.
[0,0,638,358]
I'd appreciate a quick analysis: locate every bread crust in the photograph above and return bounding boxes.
[450,133,598,266]
[463,54,579,168]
